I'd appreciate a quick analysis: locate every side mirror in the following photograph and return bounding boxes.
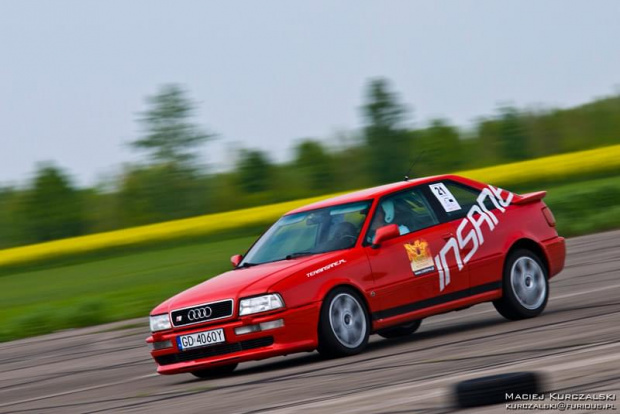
[372,224,400,248]
[231,254,243,268]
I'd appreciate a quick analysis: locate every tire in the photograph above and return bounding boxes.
[190,363,238,379]
[377,320,422,339]
[454,372,543,408]
[493,249,549,320]
[317,287,370,358]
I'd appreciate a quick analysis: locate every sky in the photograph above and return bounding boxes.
[1,0,619,186]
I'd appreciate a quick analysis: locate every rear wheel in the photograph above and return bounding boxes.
[318,287,370,358]
[190,363,238,379]
[493,249,548,320]
[377,320,422,339]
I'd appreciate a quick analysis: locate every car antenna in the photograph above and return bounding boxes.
[404,151,425,181]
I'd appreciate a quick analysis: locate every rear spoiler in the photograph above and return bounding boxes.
[512,191,547,205]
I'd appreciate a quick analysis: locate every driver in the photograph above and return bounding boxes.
[366,199,410,243]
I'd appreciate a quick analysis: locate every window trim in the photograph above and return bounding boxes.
[423,179,496,224]
[239,199,373,266]
[362,185,441,247]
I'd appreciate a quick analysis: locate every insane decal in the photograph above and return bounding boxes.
[429,183,462,212]
[434,185,513,291]
[404,239,435,276]
[306,259,346,278]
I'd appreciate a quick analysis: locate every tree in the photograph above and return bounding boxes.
[497,106,530,161]
[122,85,213,224]
[416,119,463,173]
[361,79,412,184]
[131,84,212,166]
[293,140,335,192]
[118,163,208,226]
[0,187,23,248]
[19,163,85,243]
[236,149,272,193]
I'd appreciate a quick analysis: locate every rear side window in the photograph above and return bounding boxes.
[428,181,497,221]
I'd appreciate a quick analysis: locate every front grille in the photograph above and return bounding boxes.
[155,337,274,366]
[171,299,233,327]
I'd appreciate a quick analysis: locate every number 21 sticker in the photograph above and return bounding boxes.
[429,183,461,212]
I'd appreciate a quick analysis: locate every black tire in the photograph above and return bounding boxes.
[493,249,549,321]
[377,320,422,339]
[190,363,238,379]
[454,372,543,408]
[317,287,370,358]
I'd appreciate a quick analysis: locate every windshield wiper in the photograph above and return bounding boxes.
[237,262,258,268]
[285,251,318,260]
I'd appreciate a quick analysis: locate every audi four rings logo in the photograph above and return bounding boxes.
[187,307,213,320]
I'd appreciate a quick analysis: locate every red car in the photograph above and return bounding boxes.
[146,175,565,378]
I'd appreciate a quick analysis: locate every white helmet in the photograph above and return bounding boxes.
[381,200,395,223]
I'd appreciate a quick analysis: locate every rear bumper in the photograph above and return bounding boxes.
[147,302,320,375]
[542,236,566,279]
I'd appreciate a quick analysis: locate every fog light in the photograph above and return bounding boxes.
[235,319,285,335]
[151,340,172,350]
[259,319,284,331]
[235,325,261,335]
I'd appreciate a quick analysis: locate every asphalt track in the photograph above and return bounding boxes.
[1,230,619,414]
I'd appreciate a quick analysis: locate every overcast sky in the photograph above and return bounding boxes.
[1,0,619,186]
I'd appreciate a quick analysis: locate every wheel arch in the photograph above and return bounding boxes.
[505,238,549,274]
[319,283,371,314]
[317,282,375,332]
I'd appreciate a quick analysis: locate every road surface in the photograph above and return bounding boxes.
[1,230,619,413]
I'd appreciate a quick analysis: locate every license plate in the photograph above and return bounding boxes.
[177,328,226,351]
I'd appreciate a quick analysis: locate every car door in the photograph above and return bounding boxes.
[426,179,507,292]
[363,186,468,320]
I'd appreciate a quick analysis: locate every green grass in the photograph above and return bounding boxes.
[0,175,619,342]
[543,175,620,237]
[0,236,255,341]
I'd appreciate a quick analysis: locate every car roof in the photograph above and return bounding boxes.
[286,174,469,215]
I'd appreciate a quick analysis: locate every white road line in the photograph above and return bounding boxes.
[0,373,158,409]
[551,282,620,300]
[264,342,620,413]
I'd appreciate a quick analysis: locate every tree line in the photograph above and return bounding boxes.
[1,79,619,248]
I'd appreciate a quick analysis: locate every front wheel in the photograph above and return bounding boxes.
[493,249,548,320]
[318,287,370,358]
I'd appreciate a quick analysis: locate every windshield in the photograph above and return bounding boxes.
[239,201,371,266]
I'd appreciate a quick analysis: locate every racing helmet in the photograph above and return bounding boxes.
[380,200,395,223]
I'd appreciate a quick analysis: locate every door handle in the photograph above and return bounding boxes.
[441,232,454,241]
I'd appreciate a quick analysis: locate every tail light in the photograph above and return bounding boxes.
[542,206,556,227]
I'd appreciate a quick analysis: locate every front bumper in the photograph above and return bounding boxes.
[146,302,320,375]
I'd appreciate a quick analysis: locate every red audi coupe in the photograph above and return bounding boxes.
[147,175,565,378]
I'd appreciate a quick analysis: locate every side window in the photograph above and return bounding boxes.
[366,188,440,243]
[428,181,496,221]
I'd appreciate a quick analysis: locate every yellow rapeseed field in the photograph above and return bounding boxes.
[454,144,620,185]
[0,144,618,267]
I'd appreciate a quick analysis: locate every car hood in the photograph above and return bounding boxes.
[151,251,344,314]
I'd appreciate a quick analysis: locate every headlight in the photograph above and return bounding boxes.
[239,294,284,316]
[149,314,172,332]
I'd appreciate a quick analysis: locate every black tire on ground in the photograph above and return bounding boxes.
[317,287,370,358]
[454,372,543,408]
[190,363,238,379]
[377,320,422,339]
[493,248,549,321]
